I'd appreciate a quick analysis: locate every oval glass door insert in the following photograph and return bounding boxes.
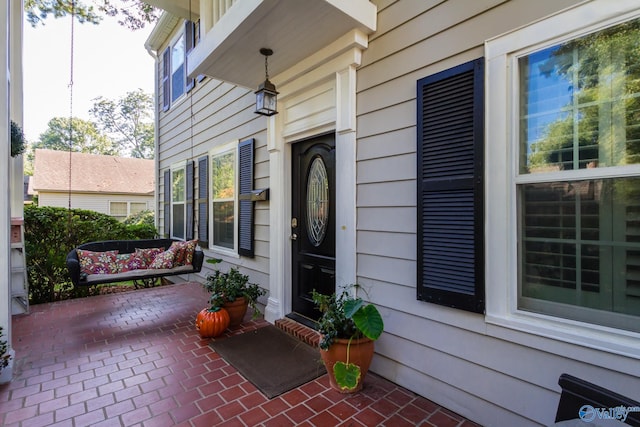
[306,157,329,246]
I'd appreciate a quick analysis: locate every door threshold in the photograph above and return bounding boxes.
[276,315,320,348]
[285,312,319,330]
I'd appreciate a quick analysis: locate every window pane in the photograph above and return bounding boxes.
[519,18,640,173]
[306,157,329,247]
[213,201,234,249]
[173,203,185,239]
[519,177,640,331]
[172,169,185,203]
[110,202,127,217]
[212,151,235,199]
[130,203,147,215]
[171,34,185,102]
[211,149,236,250]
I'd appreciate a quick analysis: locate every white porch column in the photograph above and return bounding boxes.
[265,112,287,323]
[0,0,13,383]
[335,65,357,292]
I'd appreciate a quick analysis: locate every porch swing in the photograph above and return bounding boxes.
[63,2,203,288]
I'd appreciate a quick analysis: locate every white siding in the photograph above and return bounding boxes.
[38,192,153,218]
[357,1,639,426]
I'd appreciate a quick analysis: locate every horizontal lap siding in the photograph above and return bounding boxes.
[38,192,153,216]
[358,0,587,425]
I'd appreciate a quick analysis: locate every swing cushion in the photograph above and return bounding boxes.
[66,238,204,287]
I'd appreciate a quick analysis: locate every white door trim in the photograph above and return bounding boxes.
[264,30,366,322]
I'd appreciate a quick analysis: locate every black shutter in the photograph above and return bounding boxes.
[161,48,170,111]
[186,160,194,240]
[198,156,209,248]
[416,58,485,313]
[238,138,255,257]
[163,170,171,238]
[185,21,195,93]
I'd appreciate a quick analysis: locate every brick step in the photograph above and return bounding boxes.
[274,317,320,348]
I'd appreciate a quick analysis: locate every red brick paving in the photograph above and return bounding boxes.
[0,282,480,426]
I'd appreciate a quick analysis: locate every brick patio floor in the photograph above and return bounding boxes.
[0,282,480,426]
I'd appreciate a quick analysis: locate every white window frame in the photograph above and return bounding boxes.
[171,162,187,240]
[130,202,148,216]
[485,0,640,355]
[209,141,239,256]
[109,201,148,221]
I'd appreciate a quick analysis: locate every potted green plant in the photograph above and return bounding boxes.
[0,326,13,384]
[203,264,266,327]
[312,286,384,393]
[10,120,25,157]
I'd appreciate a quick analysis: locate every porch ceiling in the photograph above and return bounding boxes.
[188,0,377,89]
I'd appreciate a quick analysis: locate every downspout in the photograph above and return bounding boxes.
[144,44,160,236]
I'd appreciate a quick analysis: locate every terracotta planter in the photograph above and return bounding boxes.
[319,336,374,393]
[223,297,248,327]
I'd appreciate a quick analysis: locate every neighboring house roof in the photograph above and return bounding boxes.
[32,149,154,195]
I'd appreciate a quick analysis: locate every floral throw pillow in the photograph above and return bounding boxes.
[116,253,145,273]
[126,254,146,271]
[77,249,119,275]
[116,253,133,273]
[135,247,164,268]
[169,239,198,267]
[148,249,176,269]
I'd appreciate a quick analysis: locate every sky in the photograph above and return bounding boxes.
[22,13,156,143]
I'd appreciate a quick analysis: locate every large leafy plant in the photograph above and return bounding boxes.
[312,287,384,391]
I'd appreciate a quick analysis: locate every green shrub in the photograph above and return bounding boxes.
[123,209,154,227]
[24,205,158,304]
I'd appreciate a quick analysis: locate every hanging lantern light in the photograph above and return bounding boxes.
[255,48,278,116]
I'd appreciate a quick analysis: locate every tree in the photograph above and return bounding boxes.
[30,117,118,159]
[526,19,640,171]
[25,0,159,30]
[90,89,155,159]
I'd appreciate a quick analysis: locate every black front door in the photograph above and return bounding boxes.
[291,134,336,320]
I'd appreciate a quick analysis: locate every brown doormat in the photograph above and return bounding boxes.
[209,325,324,398]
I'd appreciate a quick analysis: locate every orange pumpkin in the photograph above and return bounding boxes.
[195,308,230,338]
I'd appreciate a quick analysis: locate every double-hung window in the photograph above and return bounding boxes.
[161,20,198,111]
[171,165,186,240]
[198,139,255,256]
[210,143,237,251]
[486,1,640,338]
